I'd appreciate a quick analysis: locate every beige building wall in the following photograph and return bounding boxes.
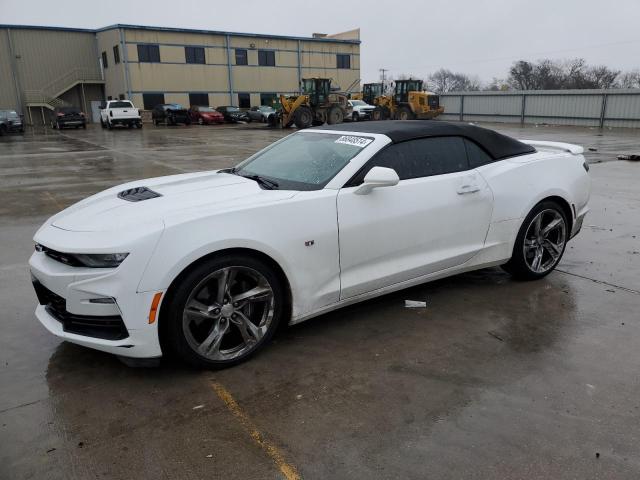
[118,26,360,109]
[0,30,20,110]
[96,28,126,100]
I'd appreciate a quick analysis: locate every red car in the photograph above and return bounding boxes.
[189,106,225,125]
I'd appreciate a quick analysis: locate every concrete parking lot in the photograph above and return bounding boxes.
[1,121,639,479]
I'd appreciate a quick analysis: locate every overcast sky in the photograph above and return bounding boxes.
[2,0,639,84]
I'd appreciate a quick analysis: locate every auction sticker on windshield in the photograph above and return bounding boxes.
[334,136,373,148]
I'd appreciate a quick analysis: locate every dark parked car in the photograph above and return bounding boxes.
[215,106,251,123]
[152,104,191,126]
[52,106,86,129]
[0,109,24,134]
[189,106,225,125]
[247,105,276,123]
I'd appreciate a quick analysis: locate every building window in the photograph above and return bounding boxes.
[119,94,125,100]
[260,93,277,106]
[113,45,120,64]
[337,54,350,69]
[189,93,209,106]
[258,50,275,66]
[107,95,113,100]
[137,44,160,63]
[185,46,205,64]
[142,93,165,110]
[238,93,251,109]
[101,51,108,69]
[235,49,248,65]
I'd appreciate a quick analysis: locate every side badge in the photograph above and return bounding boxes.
[304,240,315,247]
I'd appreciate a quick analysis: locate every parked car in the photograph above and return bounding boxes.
[0,109,24,134]
[30,121,591,369]
[347,99,375,121]
[247,105,276,123]
[152,104,191,126]
[189,106,225,125]
[52,106,86,129]
[216,106,251,123]
[100,100,142,129]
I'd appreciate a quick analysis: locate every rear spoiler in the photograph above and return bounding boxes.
[519,140,584,155]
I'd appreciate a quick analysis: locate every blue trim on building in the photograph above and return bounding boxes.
[99,24,360,44]
[0,24,359,44]
[0,24,95,33]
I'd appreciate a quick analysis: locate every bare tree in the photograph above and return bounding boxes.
[618,70,640,88]
[508,58,621,90]
[427,69,481,93]
[508,61,537,90]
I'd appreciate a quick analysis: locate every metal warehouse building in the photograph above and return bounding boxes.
[0,24,361,124]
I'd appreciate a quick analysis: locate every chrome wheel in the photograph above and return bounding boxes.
[182,266,275,361]
[523,209,566,274]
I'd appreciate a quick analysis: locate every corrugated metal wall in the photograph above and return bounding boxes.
[439,90,640,128]
[10,28,101,92]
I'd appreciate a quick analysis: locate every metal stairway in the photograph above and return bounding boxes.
[23,68,104,111]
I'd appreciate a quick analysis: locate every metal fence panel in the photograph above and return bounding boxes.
[439,89,640,128]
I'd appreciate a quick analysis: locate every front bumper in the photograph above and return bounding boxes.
[110,118,142,126]
[29,225,165,358]
[58,119,85,127]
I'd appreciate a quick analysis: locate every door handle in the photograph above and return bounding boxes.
[457,184,480,194]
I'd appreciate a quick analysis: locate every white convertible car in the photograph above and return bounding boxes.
[30,121,590,368]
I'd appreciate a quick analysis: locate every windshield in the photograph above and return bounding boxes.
[351,100,366,106]
[225,106,239,112]
[199,107,215,112]
[233,132,373,191]
[167,104,184,109]
[7,111,19,119]
[111,101,133,108]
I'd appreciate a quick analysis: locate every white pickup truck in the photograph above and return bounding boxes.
[100,100,142,129]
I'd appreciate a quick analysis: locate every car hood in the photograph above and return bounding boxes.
[50,171,296,233]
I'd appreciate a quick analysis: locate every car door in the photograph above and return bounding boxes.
[337,136,494,299]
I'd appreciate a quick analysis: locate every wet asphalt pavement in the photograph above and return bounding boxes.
[0,121,639,479]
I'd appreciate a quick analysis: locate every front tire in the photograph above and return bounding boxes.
[327,106,344,125]
[161,254,286,368]
[502,201,569,280]
[293,106,313,129]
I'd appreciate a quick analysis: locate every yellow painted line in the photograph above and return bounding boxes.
[43,190,63,210]
[210,381,301,480]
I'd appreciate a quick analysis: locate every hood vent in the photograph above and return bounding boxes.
[117,186,162,202]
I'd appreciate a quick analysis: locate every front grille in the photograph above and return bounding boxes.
[39,245,84,267]
[117,186,162,202]
[32,279,129,341]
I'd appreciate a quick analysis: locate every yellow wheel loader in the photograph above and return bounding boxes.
[270,78,352,129]
[371,79,444,121]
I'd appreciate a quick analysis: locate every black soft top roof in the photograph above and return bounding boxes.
[315,120,536,160]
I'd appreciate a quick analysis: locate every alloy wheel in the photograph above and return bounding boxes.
[523,209,566,274]
[182,266,275,361]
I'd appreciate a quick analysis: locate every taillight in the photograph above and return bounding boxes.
[57,112,64,117]
[80,112,85,117]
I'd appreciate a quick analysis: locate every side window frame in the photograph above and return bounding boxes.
[344,136,473,187]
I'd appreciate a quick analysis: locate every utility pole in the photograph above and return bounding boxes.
[380,68,388,93]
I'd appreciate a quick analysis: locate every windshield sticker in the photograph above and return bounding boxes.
[334,136,373,148]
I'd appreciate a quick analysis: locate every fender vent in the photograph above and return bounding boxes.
[117,186,162,202]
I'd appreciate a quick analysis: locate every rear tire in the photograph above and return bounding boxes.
[293,106,313,129]
[396,106,414,120]
[501,201,569,280]
[327,106,344,125]
[161,254,286,369]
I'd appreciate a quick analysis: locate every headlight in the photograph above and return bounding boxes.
[73,253,129,268]
[36,244,129,268]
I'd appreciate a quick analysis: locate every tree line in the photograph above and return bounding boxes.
[394,58,640,93]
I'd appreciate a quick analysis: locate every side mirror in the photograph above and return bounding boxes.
[354,166,400,195]
[99,103,106,110]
